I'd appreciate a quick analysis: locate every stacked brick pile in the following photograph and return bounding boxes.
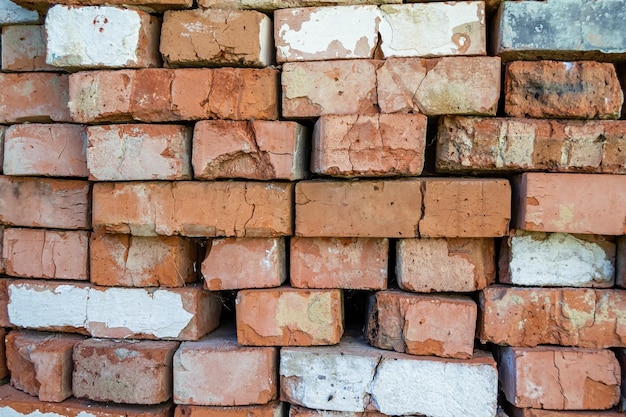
[0,0,625,416]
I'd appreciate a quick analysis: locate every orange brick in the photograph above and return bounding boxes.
[12,0,191,11]
[509,408,626,417]
[0,226,4,275]
[3,124,88,177]
[1,25,56,71]
[289,405,386,417]
[290,237,388,290]
[396,238,495,293]
[175,401,285,417]
[312,114,427,177]
[499,347,620,410]
[6,330,84,402]
[90,232,197,287]
[0,176,91,230]
[92,181,292,237]
[514,173,626,235]
[0,279,10,327]
[236,287,343,346]
[479,286,626,348]
[202,238,286,290]
[505,61,623,119]
[2,228,89,280]
[0,73,70,123]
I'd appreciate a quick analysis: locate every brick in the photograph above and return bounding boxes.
[73,338,179,404]
[0,384,174,417]
[236,287,343,346]
[311,113,426,177]
[377,57,500,115]
[479,285,626,348]
[514,173,626,235]
[5,330,84,402]
[2,228,89,280]
[437,116,626,174]
[494,0,626,61]
[0,329,7,380]
[193,120,307,181]
[202,238,286,291]
[3,124,88,177]
[93,181,292,237]
[281,60,378,118]
[0,73,70,123]
[280,337,497,416]
[509,409,626,417]
[11,0,191,13]
[290,237,388,290]
[1,25,55,71]
[161,9,273,67]
[0,176,90,230]
[90,233,197,287]
[616,349,626,410]
[175,401,285,417]
[289,406,387,417]
[499,347,620,410]
[274,6,380,62]
[396,238,495,293]
[378,2,486,58]
[0,127,4,175]
[199,0,400,10]
[504,61,623,119]
[86,124,191,181]
[365,291,477,359]
[174,327,278,405]
[0,0,39,25]
[0,280,9,327]
[69,68,279,123]
[0,227,4,275]
[499,231,615,287]
[618,236,626,288]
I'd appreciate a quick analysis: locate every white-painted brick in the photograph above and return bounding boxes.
[0,0,39,25]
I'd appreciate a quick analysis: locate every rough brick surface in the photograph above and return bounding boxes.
[87,124,192,181]
[0,279,9,327]
[193,120,307,180]
[479,286,626,348]
[0,127,4,175]
[174,327,278,406]
[1,25,56,71]
[2,228,89,280]
[365,291,477,359]
[12,0,191,12]
[3,123,88,177]
[311,113,426,177]
[505,61,623,119]
[92,181,292,237]
[499,347,620,410]
[0,73,70,123]
[0,176,90,230]
[202,238,286,290]
[377,57,500,115]
[290,237,388,290]
[199,0,400,10]
[509,409,626,417]
[5,330,84,402]
[396,238,495,293]
[289,406,387,417]
[73,338,179,404]
[514,173,626,235]
[0,0,39,25]
[69,68,279,123]
[437,116,626,173]
[161,9,273,67]
[90,233,197,287]
[175,401,285,417]
[236,287,343,346]
[616,348,626,410]
[499,231,615,287]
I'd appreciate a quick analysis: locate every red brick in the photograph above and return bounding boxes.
[1,25,56,71]
[0,73,70,123]
[5,330,84,402]
[290,237,388,290]
[69,68,279,123]
[509,408,626,417]
[73,338,179,404]
[202,238,286,290]
[365,290,477,359]
[0,227,4,275]
[86,124,192,181]
[90,232,197,287]
[92,181,292,237]
[236,287,343,346]
[0,126,4,175]
[514,173,626,235]
[396,238,495,293]
[3,124,88,177]
[499,347,620,410]
[504,61,623,119]
[173,327,278,406]
[12,0,191,12]
[0,176,90,230]
[0,279,10,327]
[0,328,7,380]
[289,405,386,417]
[193,120,307,181]
[175,401,285,417]
[2,228,89,280]
[479,285,626,348]
[311,114,426,177]
[0,384,174,416]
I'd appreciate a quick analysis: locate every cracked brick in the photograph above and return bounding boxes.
[1,25,56,71]
[0,73,70,123]
[175,401,284,417]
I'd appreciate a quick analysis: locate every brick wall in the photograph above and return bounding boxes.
[0,0,625,416]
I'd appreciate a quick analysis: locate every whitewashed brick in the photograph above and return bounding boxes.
[0,0,39,25]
